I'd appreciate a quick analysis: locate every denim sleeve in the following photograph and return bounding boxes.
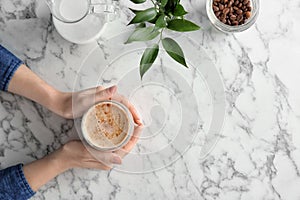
[0,164,35,200]
[0,44,23,91]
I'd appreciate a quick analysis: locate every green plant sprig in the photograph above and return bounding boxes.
[125,0,200,79]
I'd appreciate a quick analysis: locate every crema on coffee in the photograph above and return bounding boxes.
[81,101,133,150]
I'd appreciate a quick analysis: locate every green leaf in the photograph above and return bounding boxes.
[125,27,160,43]
[162,37,187,67]
[165,0,179,12]
[136,22,146,29]
[161,0,168,7]
[129,8,141,14]
[173,4,188,16]
[148,15,159,24]
[167,19,200,32]
[129,8,157,24]
[130,0,146,4]
[155,14,167,28]
[140,44,159,79]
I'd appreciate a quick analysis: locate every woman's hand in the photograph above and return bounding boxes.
[54,86,143,126]
[56,85,117,119]
[8,64,144,191]
[7,65,142,124]
[56,141,119,171]
[23,125,143,191]
[60,125,143,170]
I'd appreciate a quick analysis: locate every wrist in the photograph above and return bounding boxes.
[48,90,71,118]
[23,146,73,192]
[47,147,73,173]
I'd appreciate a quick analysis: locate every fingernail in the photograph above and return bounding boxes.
[137,120,143,125]
[108,86,117,94]
[111,155,122,164]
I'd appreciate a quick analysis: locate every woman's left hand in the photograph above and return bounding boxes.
[57,85,117,119]
[55,85,143,125]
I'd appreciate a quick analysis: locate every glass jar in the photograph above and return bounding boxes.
[206,0,260,33]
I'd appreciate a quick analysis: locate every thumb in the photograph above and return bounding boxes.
[91,151,122,166]
[96,85,117,102]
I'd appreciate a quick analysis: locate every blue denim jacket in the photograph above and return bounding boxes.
[0,45,35,199]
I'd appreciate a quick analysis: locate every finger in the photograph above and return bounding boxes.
[85,161,112,170]
[87,147,122,165]
[112,94,142,125]
[128,104,143,125]
[96,86,105,91]
[95,85,117,102]
[116,125,143,157]
[124,125,143,150]
[81,86,105,95]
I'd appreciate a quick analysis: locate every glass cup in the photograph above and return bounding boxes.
[45,0,119,23]
[81,101,135,151]
[206,0,259,33]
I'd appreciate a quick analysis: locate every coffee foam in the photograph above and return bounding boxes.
[82,102,130,149]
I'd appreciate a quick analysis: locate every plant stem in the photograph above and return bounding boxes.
[158,28,164,43]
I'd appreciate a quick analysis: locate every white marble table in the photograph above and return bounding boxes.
[1,0,300,199]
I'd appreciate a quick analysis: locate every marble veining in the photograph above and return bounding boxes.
[1,0,300,199]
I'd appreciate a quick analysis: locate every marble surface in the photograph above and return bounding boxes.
[1,0,300,199]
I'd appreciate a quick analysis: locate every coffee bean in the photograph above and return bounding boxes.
[213,6,219,11]
[239,19,245,25]
[239,16,244,22]
[212,0,252,26]
[219,4,224,10]
[245,11,251,18]
[230,15,236,20]
[223,7,230,14]
[243,0,249,5]
[236,9,243,14]
[233,21,238,26]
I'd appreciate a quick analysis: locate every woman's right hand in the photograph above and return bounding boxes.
[23,125,143,192]
[58,141,119,171]
[57,125,143,171]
